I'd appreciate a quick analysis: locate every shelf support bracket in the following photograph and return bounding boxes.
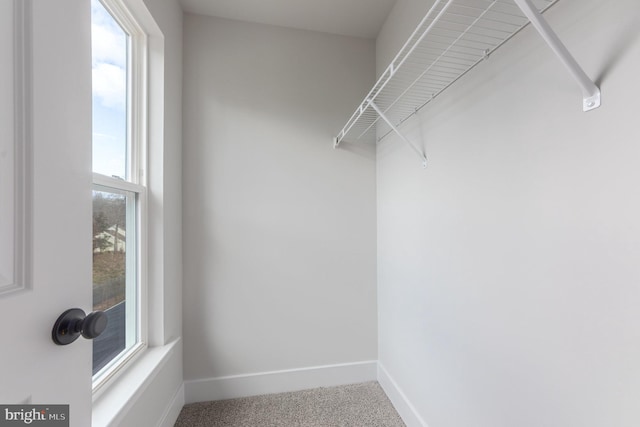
[369,100,427,169]
[512,0,600,111]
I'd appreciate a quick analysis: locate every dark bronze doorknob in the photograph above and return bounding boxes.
[52,308,108,345]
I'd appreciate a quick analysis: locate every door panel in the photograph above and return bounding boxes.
[0,0,93,425]
[0,0,19,296]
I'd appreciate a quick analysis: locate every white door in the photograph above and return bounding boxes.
[0,0,93,425]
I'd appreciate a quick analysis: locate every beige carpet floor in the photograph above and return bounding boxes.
[174,381,405,426]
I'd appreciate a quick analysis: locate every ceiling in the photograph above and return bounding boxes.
[179,0,398,39]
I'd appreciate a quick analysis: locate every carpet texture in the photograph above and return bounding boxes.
[174,381,405,426]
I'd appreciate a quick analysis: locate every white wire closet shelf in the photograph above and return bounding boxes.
[334,0,600,168]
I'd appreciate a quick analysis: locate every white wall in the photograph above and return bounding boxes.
[143,0,184,347]
[182,14,378,389]
[376,0,640,426]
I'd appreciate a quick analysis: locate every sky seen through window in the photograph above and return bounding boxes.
[91,0,128,179]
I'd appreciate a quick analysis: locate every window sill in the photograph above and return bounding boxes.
[92,337,181,427]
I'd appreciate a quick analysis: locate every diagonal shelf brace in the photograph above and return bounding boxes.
[512,0,600,111]
[369,101,428,169]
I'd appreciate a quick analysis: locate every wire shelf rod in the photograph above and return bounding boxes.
[391,1,456,76]
[443,13,523,27]
[375,2,566,142]
[340,0,456,144]
[356,0,501,139]
[406,54,473,70]
[436,26,515,40]
[335,0,597,154]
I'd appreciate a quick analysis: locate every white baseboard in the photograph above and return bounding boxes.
[377,363,429,427]
[157,382,185,427]
[184,360,378,404]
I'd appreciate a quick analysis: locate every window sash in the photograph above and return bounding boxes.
[91,177,148,391]
[97,0,147,186]
[91,0,148,392]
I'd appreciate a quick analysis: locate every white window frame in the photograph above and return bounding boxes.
[91,0,149,393]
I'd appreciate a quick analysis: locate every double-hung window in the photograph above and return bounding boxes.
[90,0,147,389]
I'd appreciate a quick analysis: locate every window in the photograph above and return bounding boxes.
[91,0,147,389]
